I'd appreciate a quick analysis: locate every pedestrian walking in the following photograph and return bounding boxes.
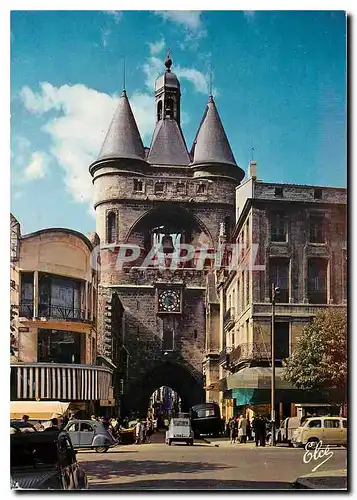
[229,417,238,444]
[135,419,142,444]
[146,418,154,443]
[252,415,261,446]
[246,418,252,441]
[238,415,247,443]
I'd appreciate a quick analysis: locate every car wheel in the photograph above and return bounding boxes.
[95,446,109,453]
[288,441,293,448]
[307,438,319,448]
[190,440,194,446]
[168,439,172,446]
[292,443,300,448]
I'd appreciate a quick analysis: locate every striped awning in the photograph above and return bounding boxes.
[225,367,295,390]
[10,400,70,420]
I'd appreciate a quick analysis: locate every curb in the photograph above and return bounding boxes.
[293,475,347,490]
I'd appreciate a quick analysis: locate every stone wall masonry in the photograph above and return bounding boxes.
[93,170,237,207]
[99,286,206,391]
[254,182,347,205]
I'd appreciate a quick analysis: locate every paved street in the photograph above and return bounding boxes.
[78,431,347,490]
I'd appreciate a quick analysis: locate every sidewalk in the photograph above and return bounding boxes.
[294,469,347,490]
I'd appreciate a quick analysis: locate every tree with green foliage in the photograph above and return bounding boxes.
[283,309,347,403]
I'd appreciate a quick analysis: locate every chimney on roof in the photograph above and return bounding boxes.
[248,160,257,179]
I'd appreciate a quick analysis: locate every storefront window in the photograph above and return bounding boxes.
[37,329,81,364]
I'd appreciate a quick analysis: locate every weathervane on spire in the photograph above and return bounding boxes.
[123,55,126,92]
[209,62,213,97]
[165,48,172,71]
[250,147,256,161]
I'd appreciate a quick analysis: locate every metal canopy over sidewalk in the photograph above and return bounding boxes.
[225,367,295,390]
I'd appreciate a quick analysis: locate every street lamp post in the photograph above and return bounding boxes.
[271,284,280,446]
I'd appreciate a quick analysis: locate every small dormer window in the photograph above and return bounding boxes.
[197,184,206,194]
[275,186,283,197]
[314,188,322,199]
[133,179,143,192]
[155,182,165,194]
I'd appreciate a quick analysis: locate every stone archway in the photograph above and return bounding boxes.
[121,360,205,418]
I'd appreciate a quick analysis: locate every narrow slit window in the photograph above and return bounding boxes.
[107,212,117,244]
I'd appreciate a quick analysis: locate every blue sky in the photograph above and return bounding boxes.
[10,10,347,236]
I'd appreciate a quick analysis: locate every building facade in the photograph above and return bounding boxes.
[90,54,245,417]
[205,162,347,421]
[10,215,117,417]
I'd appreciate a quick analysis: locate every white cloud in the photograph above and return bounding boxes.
[142,56,217,96]
[148,38,165,55]
[105,11,123,24]
[101,28,111,48]
[24,152,48,180]
[19,82,157,205]
[155,11,202,30]
[155,11,206,51]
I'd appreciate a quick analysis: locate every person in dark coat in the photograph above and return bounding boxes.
[260,417,266,447]
[246,418,252,441]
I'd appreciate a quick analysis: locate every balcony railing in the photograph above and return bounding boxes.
[11,363,113,402]
[19,303,89,322]
[218,346,233,367]
[223,308,235,330]
[229,342,272,366]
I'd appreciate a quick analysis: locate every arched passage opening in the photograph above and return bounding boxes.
[124,205,214,269]
[149,385,182,421]
[121,360,205,419]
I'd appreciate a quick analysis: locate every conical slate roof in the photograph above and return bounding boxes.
[148,119,190,166]
[191,96,237,167]
[97,90,146,162]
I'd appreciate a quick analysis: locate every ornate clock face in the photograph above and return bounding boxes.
[158,289,181,313]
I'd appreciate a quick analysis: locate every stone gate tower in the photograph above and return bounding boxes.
[89,54,245,416]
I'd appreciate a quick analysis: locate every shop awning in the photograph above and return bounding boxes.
[225,367,295,390]
[10,401,70,420]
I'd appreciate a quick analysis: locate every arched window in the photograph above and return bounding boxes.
[165,98,174,119]
[162,329,174,351]
[107,212,116,244]
[157,100,163,121]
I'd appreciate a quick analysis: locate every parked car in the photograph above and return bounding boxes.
[291,416,347,448]
[11,428,88,490]
[165,417,194,446]
[267,417,301,446]
[65,419,118,453]
[190,403,222,438]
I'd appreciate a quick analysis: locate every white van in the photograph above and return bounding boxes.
[292,416,347,448]
[165,418,194,446]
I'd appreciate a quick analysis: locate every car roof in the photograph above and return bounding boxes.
[68,419,100,424]
[305,416,346,420]
[11,430,69,443]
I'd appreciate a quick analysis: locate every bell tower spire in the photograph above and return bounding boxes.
[154,51,181,125]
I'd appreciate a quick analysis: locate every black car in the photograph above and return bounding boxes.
[11,428,88,490]
[190,403,223,438]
